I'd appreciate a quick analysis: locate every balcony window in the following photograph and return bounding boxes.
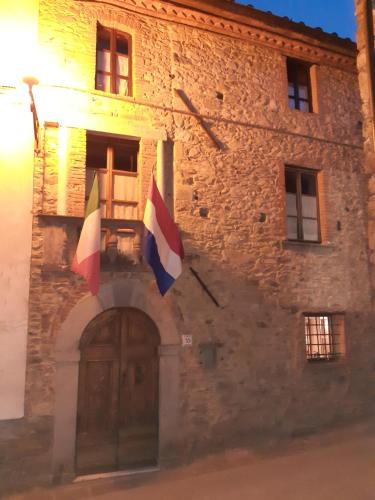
[86,134,139,255]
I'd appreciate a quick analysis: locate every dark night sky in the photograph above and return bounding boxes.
[236,0,356,41]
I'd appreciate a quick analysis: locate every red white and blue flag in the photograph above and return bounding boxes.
[142,174,184,295]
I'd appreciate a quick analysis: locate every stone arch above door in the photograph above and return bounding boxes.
[56,279,180,360]
[52,279,181,482]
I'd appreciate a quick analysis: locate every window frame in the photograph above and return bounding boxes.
[85,134,139,221]
[304,313,345,362]
[95,24,133,97]
[287,58,312,113]
[285,165,321,243]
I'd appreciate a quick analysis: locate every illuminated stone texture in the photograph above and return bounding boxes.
[1,0,375,494]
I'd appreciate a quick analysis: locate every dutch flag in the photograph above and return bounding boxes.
[142,174,184,295]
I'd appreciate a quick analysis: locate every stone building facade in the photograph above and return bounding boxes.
[1,0,375,494]
[356,0,375,304]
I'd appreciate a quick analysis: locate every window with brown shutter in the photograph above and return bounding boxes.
[86,134,139,255]
[285,166,321,242]
[95,25,132,96]
[86,134,139,220]
[287,58,312,112]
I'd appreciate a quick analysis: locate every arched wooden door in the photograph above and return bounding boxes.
[76,308,160,474]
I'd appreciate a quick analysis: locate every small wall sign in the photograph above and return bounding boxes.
[181,334,193,347]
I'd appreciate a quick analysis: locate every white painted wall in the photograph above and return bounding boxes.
[0,0,39,419]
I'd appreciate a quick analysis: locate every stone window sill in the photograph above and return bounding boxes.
[286,106,319,116]
[282,240,335,252]
[305,356,347,369]
[91,88,136,103]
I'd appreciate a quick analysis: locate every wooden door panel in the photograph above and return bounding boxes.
[121,359,158,425]
[84,361,118,435]
[118,357,158,468]
[76,359,119,473]
[118,310,159,468]
[76,308,159,474]
[76,439,117,474]
[117,429,158,468]
[76,310,121,476]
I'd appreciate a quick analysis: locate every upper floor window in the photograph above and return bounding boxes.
[304,314,345,361]
[86,134,139,220]
[285,166,320,242]
[96,25,132,96]
[287,58,312,112]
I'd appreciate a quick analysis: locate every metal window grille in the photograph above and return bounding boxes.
[304,315,341,361]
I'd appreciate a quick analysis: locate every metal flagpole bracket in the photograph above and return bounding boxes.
[189,266,221,308]
[174,88,222,150]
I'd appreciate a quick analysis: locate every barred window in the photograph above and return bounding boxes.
[304,314,345,361]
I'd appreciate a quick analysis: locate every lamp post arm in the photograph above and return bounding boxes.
[28,86,40,153]
[22,76,40,154]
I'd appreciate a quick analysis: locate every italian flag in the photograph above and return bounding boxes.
[72,173,101,295]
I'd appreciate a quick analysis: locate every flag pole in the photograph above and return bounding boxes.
[156,140,167,202]
[189,267,221,308]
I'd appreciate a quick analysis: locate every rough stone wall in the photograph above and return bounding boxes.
[2,0,375,494]
[356,0,375,310]
[174,131,373,453]
[355,0,375,158]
